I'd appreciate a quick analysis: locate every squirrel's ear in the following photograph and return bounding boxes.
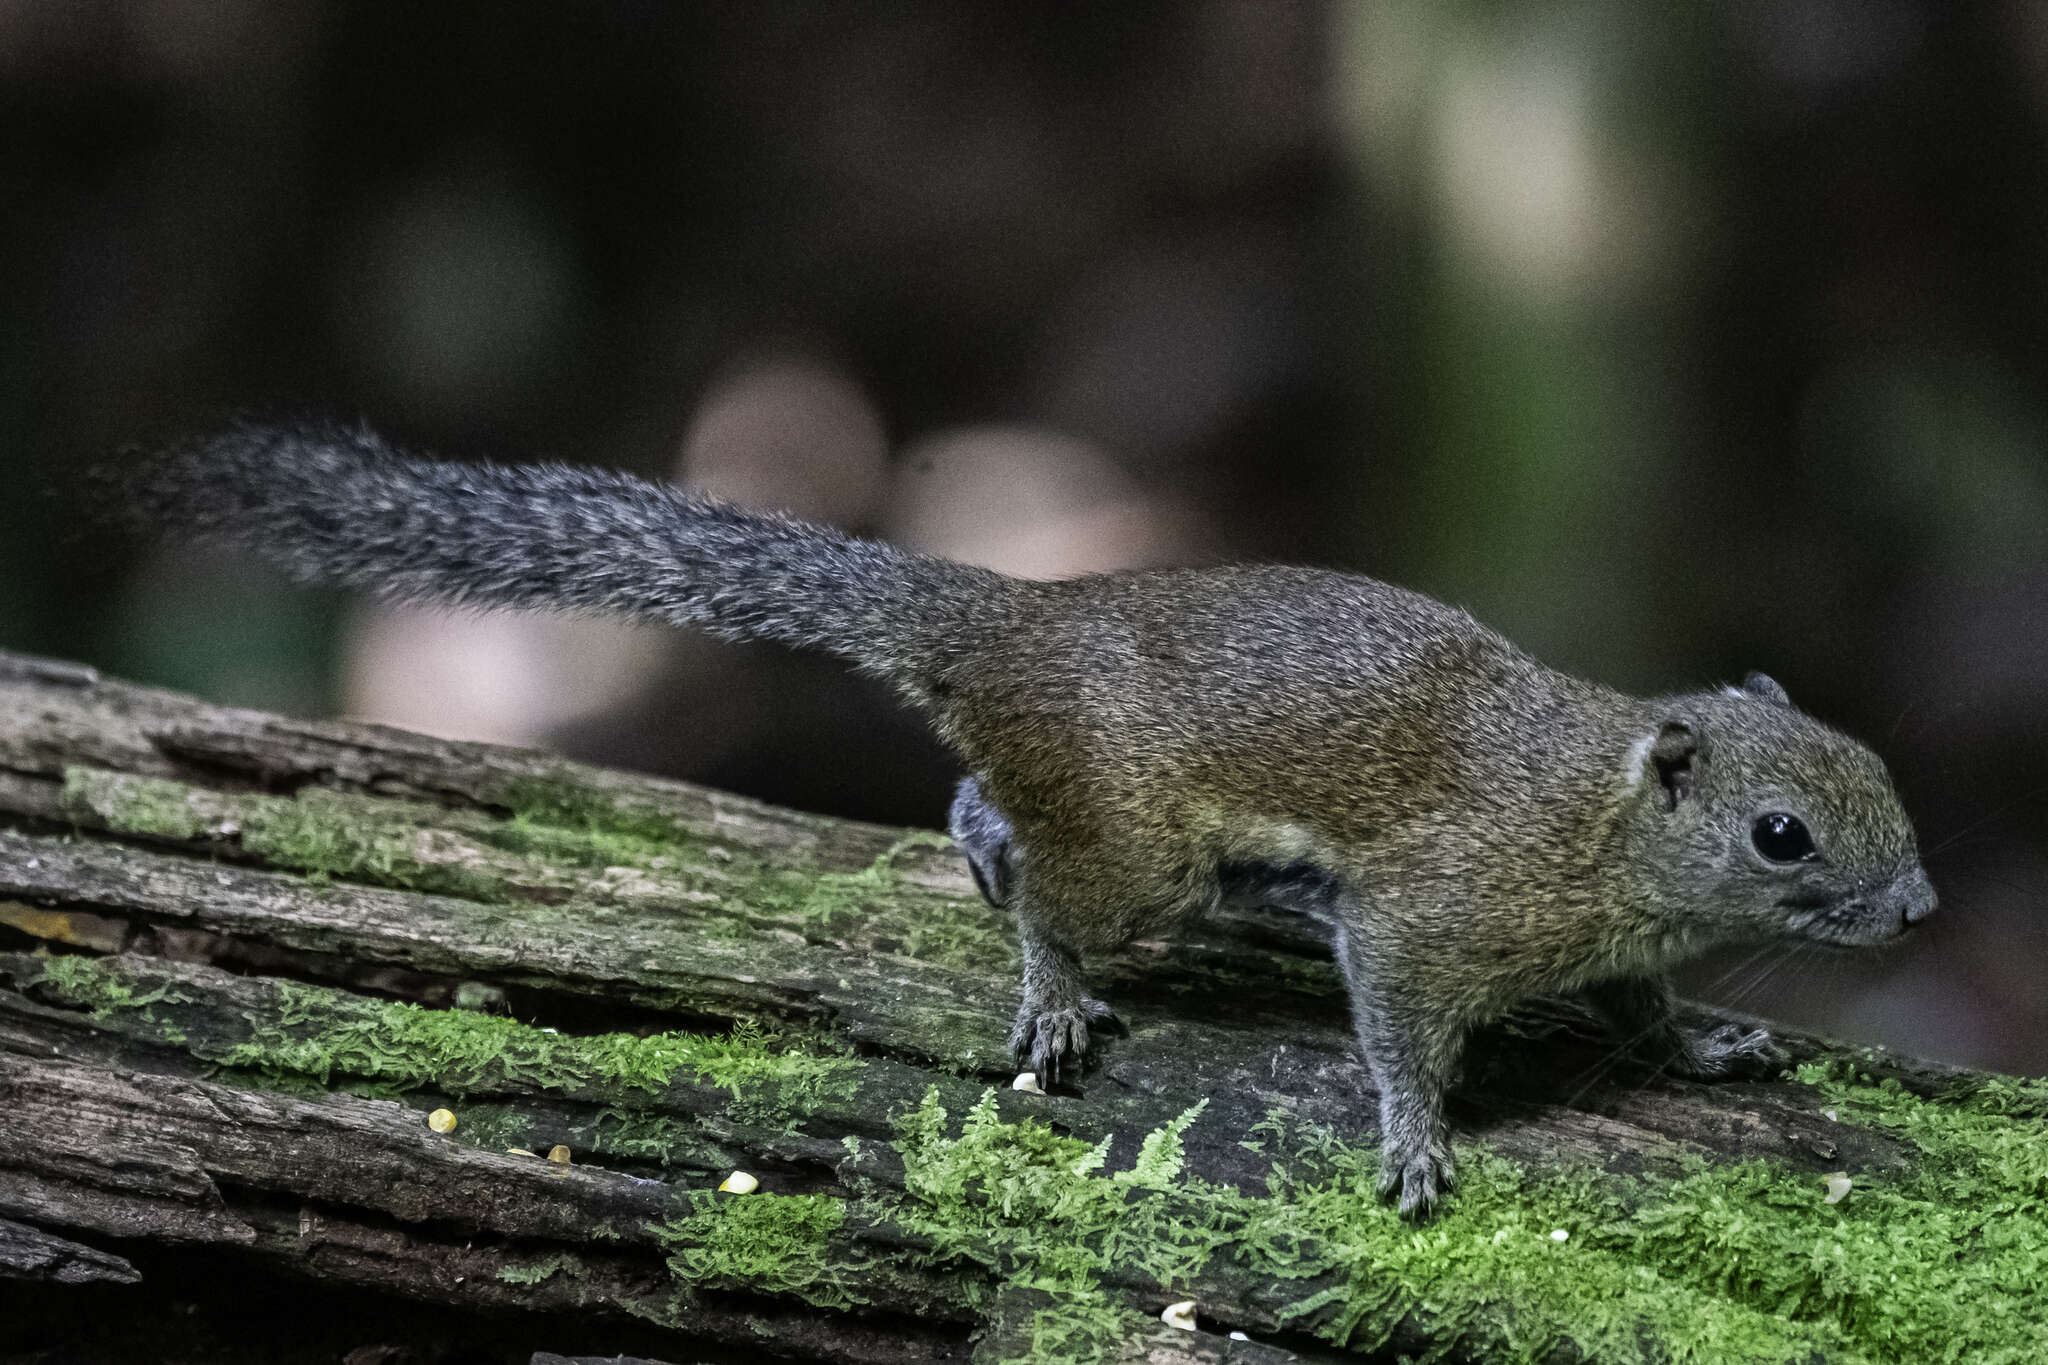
[1741,672,1791,706]
[1648,722,1700,811]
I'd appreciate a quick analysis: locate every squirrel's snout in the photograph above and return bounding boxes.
[1892,865,1938,932]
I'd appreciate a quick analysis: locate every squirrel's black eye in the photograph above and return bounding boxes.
[1752,813,1816,863]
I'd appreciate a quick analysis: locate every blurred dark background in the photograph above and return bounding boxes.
[3,1,2044,1074]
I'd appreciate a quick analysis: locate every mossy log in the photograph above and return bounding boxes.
[0,649,2042,1364]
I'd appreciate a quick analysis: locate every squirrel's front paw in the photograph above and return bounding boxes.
[1376,1142,1456,1220]
[1011,998,1122,1083]
[1678,1023,1785,1080]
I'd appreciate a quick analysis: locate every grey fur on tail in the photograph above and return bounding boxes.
[127,421,1009,705]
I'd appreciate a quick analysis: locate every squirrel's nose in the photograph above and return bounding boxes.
[1894,865,1938,931]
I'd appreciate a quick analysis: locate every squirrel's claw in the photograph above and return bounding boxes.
[1679,1023,1785,1080]
[1012,997,1122,1084]
[1378,1144,1456,1220]
[1081,997,1126,1036]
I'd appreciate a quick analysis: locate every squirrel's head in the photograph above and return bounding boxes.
[1625,672,1934,949]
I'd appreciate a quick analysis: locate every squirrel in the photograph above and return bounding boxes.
[123,420,1937,1216]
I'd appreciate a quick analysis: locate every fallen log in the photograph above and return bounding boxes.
[0,1216,139,1286]
[0,650,2040,1364]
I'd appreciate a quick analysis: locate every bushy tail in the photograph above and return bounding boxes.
[126,421,1011,699]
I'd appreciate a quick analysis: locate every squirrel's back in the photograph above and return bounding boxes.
[937,565,1633,840]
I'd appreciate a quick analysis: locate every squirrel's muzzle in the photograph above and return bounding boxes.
[1888,864,1938,934]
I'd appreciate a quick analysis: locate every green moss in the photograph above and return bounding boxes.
[891,1090,1226,1365]
[640,1092,1219,1348]
[32,954,195,1049]
[752,831,945,926]
[63,766,1010,982]
[32,954,188,1016]
[496,775,696,843]
[63,767,1008,984]
[496,1252,576,1285]
[64,768,506,901]
[39,953,858,1136]
[473,774,703,869]
[62,765,714,901]
[1955,1071,2048,1118]
[446,1101,537,1154]
[881,1070,2048,1365]
[1019,1301,1145,1365]
[215,983,862,1132]
[61,768,212,841]
[1227,1135,1848,1362]
[589,1108,724,1169]
[235,789,507,900]
[653,1191,866,1310]
[754,831,1016,976]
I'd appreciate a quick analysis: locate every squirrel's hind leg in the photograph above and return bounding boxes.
[948,775,1014,909]
[1010,917,1123,1084]
[952,778,1125,1082]
[1002,835,1207,1085]
[1581,975,1785,1081]
[948,777,1114,1079]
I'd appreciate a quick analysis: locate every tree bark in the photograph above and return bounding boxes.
[0,650,2036,1365]
[0,1216,139,1286]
